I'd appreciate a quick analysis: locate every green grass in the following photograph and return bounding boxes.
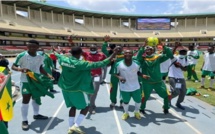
[184,55,215,106]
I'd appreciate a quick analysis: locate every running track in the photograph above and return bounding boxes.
[7,58,215,134]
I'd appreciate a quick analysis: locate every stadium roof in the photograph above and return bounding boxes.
[2,0,215,19]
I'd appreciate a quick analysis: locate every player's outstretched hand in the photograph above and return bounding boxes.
[104,35,111,42]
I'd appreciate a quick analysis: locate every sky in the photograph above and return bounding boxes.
[44,0,215,15]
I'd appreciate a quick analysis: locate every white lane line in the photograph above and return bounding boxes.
[151,94,202,134]
[41,101,65,134]
[105,83,123,134]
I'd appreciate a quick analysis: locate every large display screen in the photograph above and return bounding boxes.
[136,18,171,30]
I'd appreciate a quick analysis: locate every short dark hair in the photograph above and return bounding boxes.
[109,44,116,49]
[108,49,113,55]
[70,46,82,55]
[179,49,187,54]
[27,40,39,45]
[189,43,195,47]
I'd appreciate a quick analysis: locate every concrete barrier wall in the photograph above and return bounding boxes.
[4,54,17,58]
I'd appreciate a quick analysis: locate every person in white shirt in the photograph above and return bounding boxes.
[11,40,53,131]
[187,43,200,82]
[168,48,188,110]
[158,45,178,83]
[199,46,215,91]
[114,49,148,120]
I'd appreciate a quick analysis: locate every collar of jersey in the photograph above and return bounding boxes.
[116,54,124,58]
[144,54,159,61]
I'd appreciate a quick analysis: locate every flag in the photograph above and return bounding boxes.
[26,71,54,105]
[0,121,8,134]
[141,91,145,103]
[0,67,13,122]
[165,83,172,101]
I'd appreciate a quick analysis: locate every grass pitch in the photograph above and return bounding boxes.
[184,55,215,106]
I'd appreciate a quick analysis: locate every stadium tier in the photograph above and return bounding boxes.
[0,0,215,46]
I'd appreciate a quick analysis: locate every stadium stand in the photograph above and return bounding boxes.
[0,0,215,49]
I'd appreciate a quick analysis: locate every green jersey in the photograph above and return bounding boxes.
[102,42,124,74]
[55,53,110,94]
[101,42,111,57]
[136,46,173,83]
[42,53,54,74]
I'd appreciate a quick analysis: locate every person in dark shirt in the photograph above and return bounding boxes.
[0,54,10,71]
